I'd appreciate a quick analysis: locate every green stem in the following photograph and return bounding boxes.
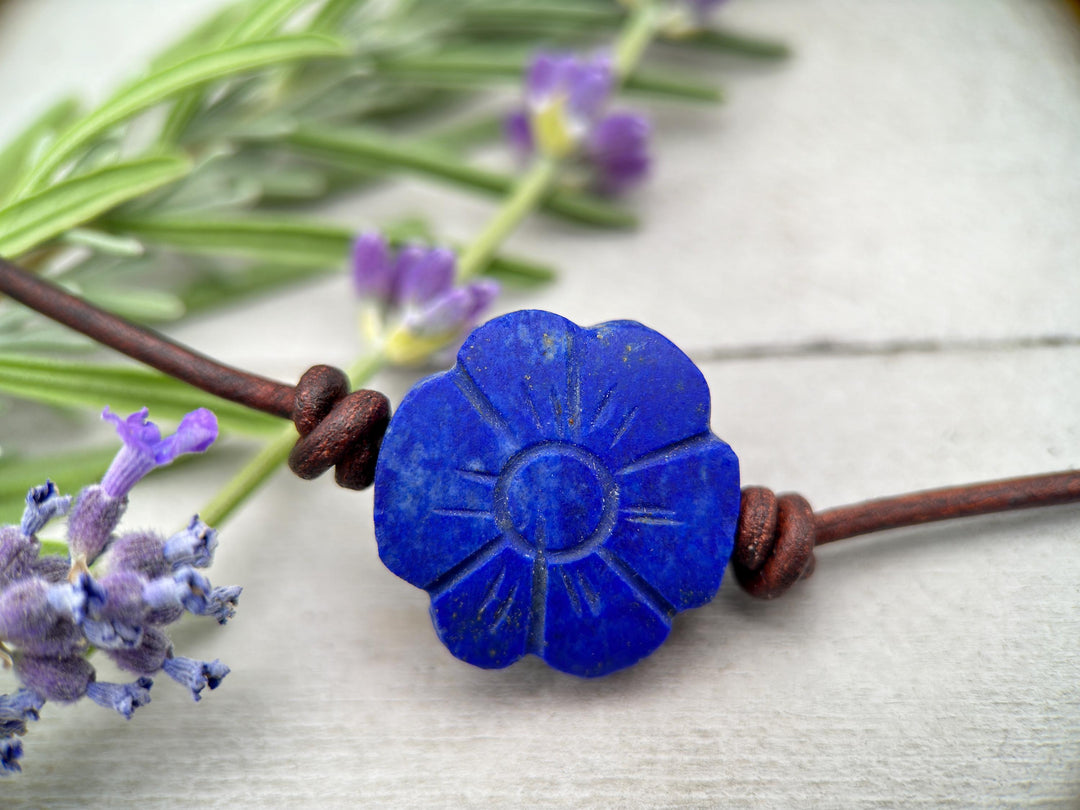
[200,350,385,527]
[456,157,559,281]
[614,1,660,79]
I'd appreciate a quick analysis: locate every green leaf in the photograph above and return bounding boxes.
[0,356,282,437]
[228,0,310,41]
[62,228,145,256]
[13,34,347,195]
[0,97,80,203]
[78,286,187,323]
[378,52,721,103]
[159,0,314,146]
[106,214,351,268]
[675,28,791,60]
[307,0,365,33]
[284,126,636,228]
[104,212,558,285]
[0,154,192,258]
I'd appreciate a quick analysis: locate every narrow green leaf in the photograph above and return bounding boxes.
[0,154,192,258]
[159,0,313,146]
[307,0,364,33]
[0,356,282,437]
[14,34,347,195]
[149,3,247,69]
[675,28,791,59]
[378,53,721,103]
[78,287,187,323]
[105,214,351,268]
[62,228,145,256]
[0,97,80,202]
[229,0,310,41]
[285,126,636,228]
[0,445,115,503]
[178,264,337,314]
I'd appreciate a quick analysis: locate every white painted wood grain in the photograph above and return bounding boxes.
[0,1,1077,807]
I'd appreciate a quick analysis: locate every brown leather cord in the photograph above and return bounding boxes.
[0,256,389,489]
[732,471,1080,598]
[1,256,1077,579]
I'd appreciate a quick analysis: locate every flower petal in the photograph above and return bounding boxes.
[540,554,671,677]
[455,310,583,447]
[606,433,740,610]
[575,318,714,470]
[375,372,517,589]
[429,545,534,670]
[351,231,394,303]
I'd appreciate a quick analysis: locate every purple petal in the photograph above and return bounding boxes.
[102,407,161,451]
[395,246,456,308]
[525,52,564,102]
[587,112,651,194]
[351,231,394,303]
[566,55,613,122]
[408,288,471,338]
[154,408,218,465]
[505,110,534,155]
[0,689,44,737]
[463,280,500,324]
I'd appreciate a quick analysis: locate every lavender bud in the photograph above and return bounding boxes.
[163,516,218,570]
[351,231,395,304]
[30,555,70,584]
[15,654,94,703]
[162,656,230,702]
[1,737,23,775]
[102,530,169,580]
[0,689,44,737]
[67,485,127,564]
[85,677,152,720]
[108,627,172,676]
[0,527,38,590]
[20,481,71,538]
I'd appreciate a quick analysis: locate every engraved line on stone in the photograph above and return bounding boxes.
[479,565,508,618]
[522,380,544,432]
[596,547,676,621]
[567,330,582,441]
[560,567,583,617]
[576,569,602,616]
[455,469,499,486]
[549,387,564,439]
[616,432,713,477]
[609,406,639,449]
[622,506,677,517]
[453,366,512,437]
[425,536,506,597]
[591,383,619,432]
[624,515,684,527]
[490,583,519,630]
[432,508,495,520]
[526,555,548,655]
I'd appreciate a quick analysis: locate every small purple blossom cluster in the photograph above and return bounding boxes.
[0,407,237,775]
[506,52,650,195]
[352,232,498,364]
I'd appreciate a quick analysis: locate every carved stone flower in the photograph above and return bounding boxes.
[374,310,740,677]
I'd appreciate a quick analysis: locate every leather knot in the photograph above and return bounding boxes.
[732,486,817,599]
[287,365,390,490]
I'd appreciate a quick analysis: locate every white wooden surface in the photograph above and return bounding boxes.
[1,1,1079,807]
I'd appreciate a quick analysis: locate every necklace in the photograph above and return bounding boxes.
[2,255,1077,678]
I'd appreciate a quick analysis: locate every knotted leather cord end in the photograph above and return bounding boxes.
[288,365,391,490]
[732,486,817,599]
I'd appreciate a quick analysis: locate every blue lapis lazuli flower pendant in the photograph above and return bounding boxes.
[373,310,740,677]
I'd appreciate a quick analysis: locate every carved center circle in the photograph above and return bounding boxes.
[495,442,617,560]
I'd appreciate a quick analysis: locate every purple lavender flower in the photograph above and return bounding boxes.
[100,407,218,499]
[0,407,238,775]
[507,51,651,195]
[162,656,230,702]
[1,737,23,775]
[351,232,500,365]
